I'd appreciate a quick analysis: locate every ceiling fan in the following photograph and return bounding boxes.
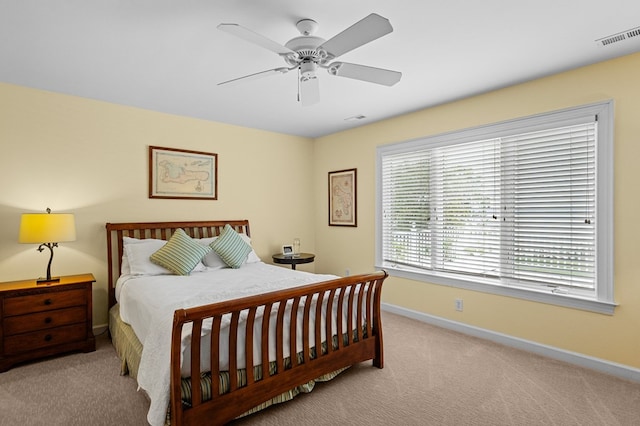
[217,13,402,106]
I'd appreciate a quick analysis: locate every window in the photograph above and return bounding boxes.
[376,101,615,314]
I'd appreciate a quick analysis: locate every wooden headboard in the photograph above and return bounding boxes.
[105,220,251,309]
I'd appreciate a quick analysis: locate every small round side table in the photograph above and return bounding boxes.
[272,253,315,270]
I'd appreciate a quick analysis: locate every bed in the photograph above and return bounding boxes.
[106,220,387,426]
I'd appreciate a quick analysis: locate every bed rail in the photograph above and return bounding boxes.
[170,270,387,426]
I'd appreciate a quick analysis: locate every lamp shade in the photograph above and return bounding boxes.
[19,213,76,244]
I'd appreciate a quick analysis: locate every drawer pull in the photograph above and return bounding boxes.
[44,334,53,342]
[44,317,53,324]
[44,299,53,305]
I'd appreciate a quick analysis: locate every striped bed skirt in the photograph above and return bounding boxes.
[108,304,350,424]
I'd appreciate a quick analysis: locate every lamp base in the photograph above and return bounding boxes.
[37,277,60,285]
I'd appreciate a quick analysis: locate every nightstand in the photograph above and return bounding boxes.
[0,273,96,372]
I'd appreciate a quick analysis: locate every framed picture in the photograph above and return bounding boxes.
[328,168,357,227]
[282,245,294,256]
[149,146,218,200]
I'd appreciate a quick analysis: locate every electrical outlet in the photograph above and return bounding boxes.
[345,269,350,277]
[455,299,463,312]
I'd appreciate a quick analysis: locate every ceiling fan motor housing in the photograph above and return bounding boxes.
[284,35,327,65]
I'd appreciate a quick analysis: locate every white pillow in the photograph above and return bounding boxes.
[123,237,206,275]
[197,234,261,267]
[121,252,132,275]
[197,237,227,269]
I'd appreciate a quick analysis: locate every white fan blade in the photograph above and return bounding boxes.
[218,23,296,56]
[319,14,393,59]
[328,62,401,86]
[299,76,320,106]
[218,67,290,86]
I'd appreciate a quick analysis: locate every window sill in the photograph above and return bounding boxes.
[377,263,617,315]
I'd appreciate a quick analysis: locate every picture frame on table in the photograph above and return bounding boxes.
[149,146,218,200]
[282,245,294,256]
[328,168,357,227]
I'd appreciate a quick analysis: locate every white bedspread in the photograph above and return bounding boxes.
[116,262,338,426]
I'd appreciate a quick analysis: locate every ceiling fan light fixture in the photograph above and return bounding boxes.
[300,61,317,80]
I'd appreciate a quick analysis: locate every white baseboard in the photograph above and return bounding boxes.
[93,323,109,337]
[382,302,640,384]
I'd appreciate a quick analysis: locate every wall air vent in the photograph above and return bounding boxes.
[596,26,640,47]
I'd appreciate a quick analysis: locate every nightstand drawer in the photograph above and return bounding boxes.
[3,306,87,335]
[3,289,85,316]
[3,323,87,355]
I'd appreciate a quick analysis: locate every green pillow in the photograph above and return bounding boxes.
[210,224,252,269]
[150,228,211,275]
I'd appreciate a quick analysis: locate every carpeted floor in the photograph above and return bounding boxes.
[232,312,640,426]
[1,312,639,425]
[0,329,149,426]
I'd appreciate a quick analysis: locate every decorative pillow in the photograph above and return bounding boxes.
[210,224,252,269]
[150,229,212,275]
[238,234,262,263]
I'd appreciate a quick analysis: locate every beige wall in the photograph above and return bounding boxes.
[0,83,316,327]
[314,52,640,369]
[2,52,638,371]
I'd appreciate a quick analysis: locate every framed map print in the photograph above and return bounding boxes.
[328,168,357,226]
[149,146,218,200]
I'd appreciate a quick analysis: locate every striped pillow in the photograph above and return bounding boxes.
[150,228,211,275]
[210,224,252,269]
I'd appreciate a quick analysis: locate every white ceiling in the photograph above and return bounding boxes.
[1,1,639,138]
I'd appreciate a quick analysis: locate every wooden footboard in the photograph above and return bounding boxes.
[170,271,387,426]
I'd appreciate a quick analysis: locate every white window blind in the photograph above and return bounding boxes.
[503,125,595,290]
[377,102,614,312]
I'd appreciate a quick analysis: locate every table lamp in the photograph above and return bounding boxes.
[19,207,76,284]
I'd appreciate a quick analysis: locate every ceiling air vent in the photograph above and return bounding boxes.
[596,26,640,47]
